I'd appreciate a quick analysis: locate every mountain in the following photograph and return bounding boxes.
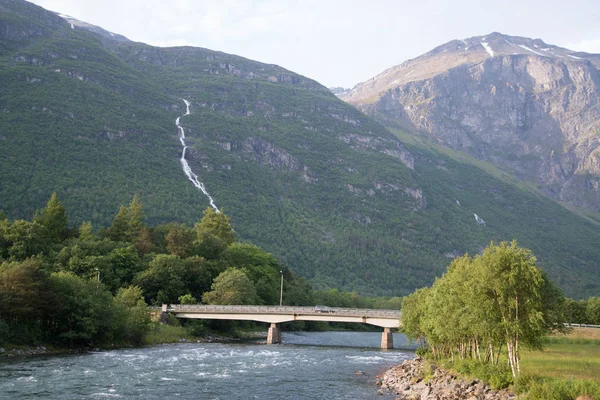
[328,87,352,96]
[342,32,600,212]
[1,3,600,298]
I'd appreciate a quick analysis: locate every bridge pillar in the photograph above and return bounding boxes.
[267,323,281,344]
[381,328,393,349]
[159,304,168,323]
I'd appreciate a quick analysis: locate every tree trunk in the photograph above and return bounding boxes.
[495,343,502,365]
[506,341,516,378]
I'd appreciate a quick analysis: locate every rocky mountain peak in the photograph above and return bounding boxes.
[342,32,599,105]
[341,33,600,212]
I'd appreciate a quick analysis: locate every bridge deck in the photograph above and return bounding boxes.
[165,305,401,328]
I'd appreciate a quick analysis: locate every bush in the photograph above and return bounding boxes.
[143,323,189,345]
[416,346,430,357]
[184,320,207,336]
[447,359,513,390]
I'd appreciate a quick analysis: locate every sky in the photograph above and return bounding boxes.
[28,0,600,88]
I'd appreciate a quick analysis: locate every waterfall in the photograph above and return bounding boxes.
[176,99,219,211]
[474,213,486,226]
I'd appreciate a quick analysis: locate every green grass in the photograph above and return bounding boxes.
[515,329,600,399]
[515,375,600,400]
[428,329,600,399]
[142,323,193,345]
[521,329,600,381]
[516,329,600,399]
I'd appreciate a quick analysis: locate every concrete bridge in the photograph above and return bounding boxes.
[162,304,401,349]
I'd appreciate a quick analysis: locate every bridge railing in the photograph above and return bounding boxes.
[166,304,401,318]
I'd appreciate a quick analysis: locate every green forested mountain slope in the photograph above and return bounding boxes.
[1,0,599,298]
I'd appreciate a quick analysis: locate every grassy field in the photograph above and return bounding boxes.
[520,328,600,380]
[515,328,600,399]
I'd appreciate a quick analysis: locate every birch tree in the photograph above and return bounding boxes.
[478,241,545,377]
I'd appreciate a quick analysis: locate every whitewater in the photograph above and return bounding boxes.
[176,99,219,211]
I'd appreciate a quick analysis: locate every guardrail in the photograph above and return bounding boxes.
[166,304,401,318]
[565,323,600,329]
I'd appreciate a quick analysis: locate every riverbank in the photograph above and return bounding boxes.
[0,329,267,359]
[377,357,516,399]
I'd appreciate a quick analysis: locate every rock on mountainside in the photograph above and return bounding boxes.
[328,86,352,96]
[342,32,600,211]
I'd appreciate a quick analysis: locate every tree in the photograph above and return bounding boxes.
[195,207,235,246]
[283,275,314,306]
[400,241,566,377]
[587,297,600,325]
[127,194,145,239]
[165,224,196,258]
[134,254,187,304]
[0,218,10,260]
[196,234,228,260]
[4,220,47,260]
[0,257,49,344]
[564,298,588,324]
[476,241,547,377]
[178,293,197,304]
[401,287,431,346]
[114,285,151,344]
[34,192,68,243]
[202,268,258,305]
[223,243,281,304]
[182,256,213,300]
[134,227,156,256]
[108,205,130,242]
[79,221,95,241]
[46,272,118,346]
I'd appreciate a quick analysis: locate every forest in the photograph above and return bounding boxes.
[0,193,401,348]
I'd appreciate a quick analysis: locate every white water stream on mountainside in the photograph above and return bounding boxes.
[176,99,219,211]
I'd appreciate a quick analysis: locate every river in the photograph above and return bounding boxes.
[0,331,415,399]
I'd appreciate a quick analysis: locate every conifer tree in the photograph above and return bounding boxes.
[34,192,67,242]
[127,194,145,240]
[109,205,130,242]
[79,221,94,241]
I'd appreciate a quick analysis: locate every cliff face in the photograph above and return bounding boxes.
[343,33,600,211]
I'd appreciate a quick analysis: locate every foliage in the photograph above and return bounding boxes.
[142,323,191,346]
[446,359,513,390]
[178,293,197,305]
[202,268,259,305]
[134,254,188,305]
[33,192,68,243]
[401,242,567,378]
[164,223,196,258]
[0,257,48,344]
[0,191,402,349]
[46,271,118,346]
[195,208,235,246]
[114,285,151,344]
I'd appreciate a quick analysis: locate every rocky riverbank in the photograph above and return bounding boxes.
[376,357,516,399]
